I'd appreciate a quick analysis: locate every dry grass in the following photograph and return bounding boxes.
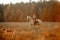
[0,22,60,40]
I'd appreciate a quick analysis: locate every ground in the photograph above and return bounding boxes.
[0,22,60,40]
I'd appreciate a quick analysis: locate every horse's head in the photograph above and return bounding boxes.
[27,16,32,22]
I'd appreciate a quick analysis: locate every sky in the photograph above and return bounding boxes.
[0,0,60,4]
[0,0,39,4]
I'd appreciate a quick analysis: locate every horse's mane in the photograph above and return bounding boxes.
[27,16,32,20]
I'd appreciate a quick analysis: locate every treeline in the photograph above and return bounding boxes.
[0,1,60,22]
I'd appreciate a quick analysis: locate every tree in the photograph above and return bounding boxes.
[0,4,4,22]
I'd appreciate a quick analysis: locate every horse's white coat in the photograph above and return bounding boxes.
[27,16,42,25]
[27,16,34,25]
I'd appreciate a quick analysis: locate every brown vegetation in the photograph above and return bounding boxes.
[0,1,60,22]
[0,22,60,40]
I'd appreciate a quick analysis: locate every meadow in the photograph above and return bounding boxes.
[0,22,60,40]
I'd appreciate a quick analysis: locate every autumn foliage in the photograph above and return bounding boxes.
[0,1,60,22]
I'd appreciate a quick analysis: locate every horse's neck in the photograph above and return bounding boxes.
[29,18,33,21]
[29,17,33,22]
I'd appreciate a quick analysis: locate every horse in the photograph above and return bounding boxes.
[27,16,42,25]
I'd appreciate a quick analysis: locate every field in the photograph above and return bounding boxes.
[0,22,60,40]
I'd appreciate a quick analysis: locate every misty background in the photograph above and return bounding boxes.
[0,0,60,22]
